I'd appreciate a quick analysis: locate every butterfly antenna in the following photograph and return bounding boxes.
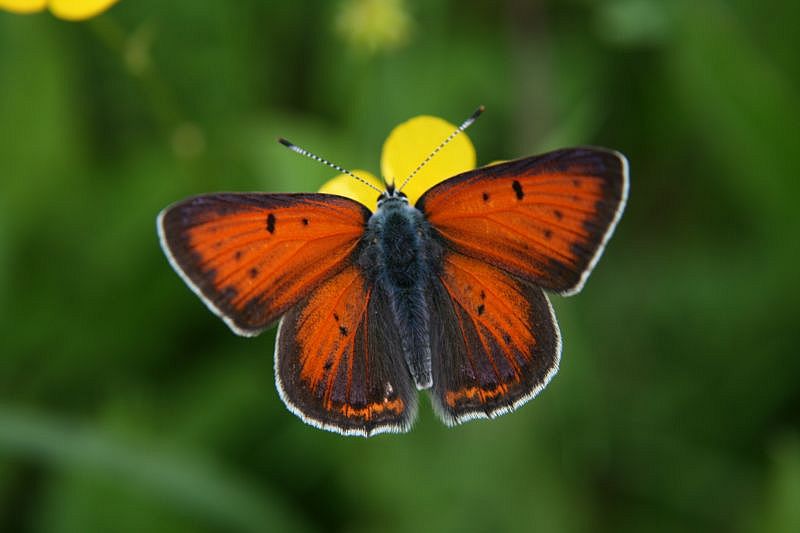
[397,105,485,193]
[278,138,384,194]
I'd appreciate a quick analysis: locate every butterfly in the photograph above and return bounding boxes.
[157,108,629,436]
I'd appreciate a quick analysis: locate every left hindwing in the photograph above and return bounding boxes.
[417,147,628,295]
[428,252,560,425]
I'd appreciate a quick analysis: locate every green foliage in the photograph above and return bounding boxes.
[0,0,798,531]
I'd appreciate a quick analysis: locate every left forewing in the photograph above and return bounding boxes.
[417,148,628,295]
[158,193,370,335]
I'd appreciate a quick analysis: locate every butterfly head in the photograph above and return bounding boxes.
[377,183,409,208]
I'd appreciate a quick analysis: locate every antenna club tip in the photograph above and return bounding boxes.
[455,105,485,133]
[277,137,293,147]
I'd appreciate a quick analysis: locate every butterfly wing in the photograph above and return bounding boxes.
[427,252,560,424]
[419,147,627,423]
[158,193,370,335]
[417,147,629,295]
[276,265,417,436]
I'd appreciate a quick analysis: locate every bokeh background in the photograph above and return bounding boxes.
[1,1,799,532]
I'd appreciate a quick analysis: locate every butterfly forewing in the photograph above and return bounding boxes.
[158,193,371,335]
[417,148,628,295]
[276,266,417,436]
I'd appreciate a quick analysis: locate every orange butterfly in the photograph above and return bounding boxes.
[158,108,629,436]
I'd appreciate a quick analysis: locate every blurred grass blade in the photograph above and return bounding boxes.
[0,407,308,533]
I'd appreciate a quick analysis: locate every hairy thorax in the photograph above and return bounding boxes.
[359,197,441,388]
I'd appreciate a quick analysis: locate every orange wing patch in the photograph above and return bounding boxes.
[439,253,535,378]
[158,193,370,335]
[293,267,370,400]
[418,148,628,295]
[444,383,512,409]
[276,266,417,436]
[428,252,561,425]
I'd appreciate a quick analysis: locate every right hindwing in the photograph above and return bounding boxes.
[275,264,418,436]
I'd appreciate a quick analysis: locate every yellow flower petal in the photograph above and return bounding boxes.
[380,115,476,205]
[318,169,383,212]
[49,0,118,20]
[0,0,47,14]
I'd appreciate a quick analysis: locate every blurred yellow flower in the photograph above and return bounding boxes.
[320,115,477,211]
[0,0,118,20]
[335,0,411,54]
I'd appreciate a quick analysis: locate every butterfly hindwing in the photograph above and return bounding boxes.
[417,148,628,295]
[158,193,371,335]
[428,251,561,425]
[276,265,417,436]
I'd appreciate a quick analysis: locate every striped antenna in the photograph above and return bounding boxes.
[397,105,485,193]
[278,138,384,194]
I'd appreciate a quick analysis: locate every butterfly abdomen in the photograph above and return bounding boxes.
[362,199,440,390]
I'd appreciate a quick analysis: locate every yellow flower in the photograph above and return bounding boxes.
[319,115,477,211]
[0,0,118,20]
[335,0,412,55]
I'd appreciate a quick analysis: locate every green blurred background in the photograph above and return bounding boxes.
[1,0,799,531]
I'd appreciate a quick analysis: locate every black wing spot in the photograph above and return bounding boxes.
[333,312,340,322]
[554,209,563,220]
[482,192,490,202]
[502,333,511,344]
[234,250,243,260]
[512,180,524,200]
[544,229,553,239]
[339,325,348,337]
[573,179,581,187]
[266,213,276,234]
[302,218,309,226]
[479,290,485,300]
[249,267,259,278]
[477,304,485,316]
[323,360,333,371]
